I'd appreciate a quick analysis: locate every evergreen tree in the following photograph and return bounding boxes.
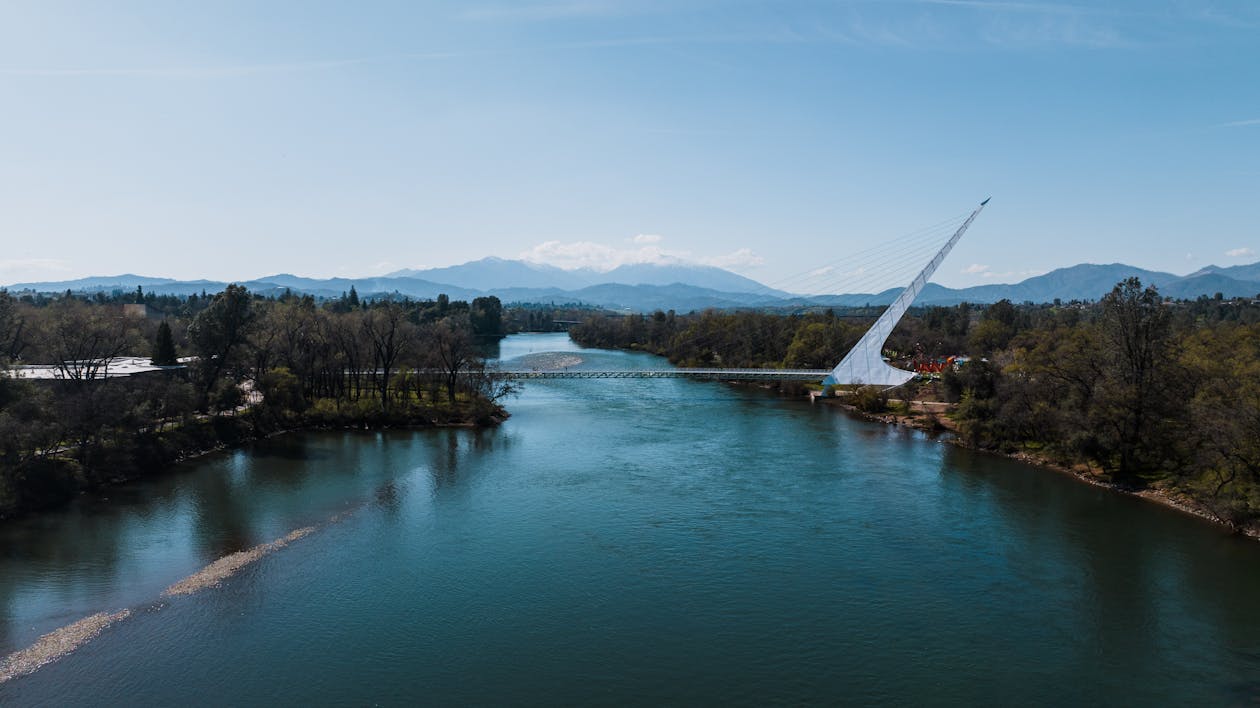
[135,285,144,304]
[348,285,360,308]
[470,296,503,337]
[152,320,178,365]
[188,284,256,405]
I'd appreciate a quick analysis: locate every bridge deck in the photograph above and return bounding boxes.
[491,368,831,381]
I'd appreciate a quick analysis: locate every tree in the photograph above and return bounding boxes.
[348,285,360,309]
[968,299,1017,354]
[44,300,132,381]
[188,285,256,406]
[360,303,414,408]
[470,296,504,338]
[942,359,998,403]
[151,320,178,366]
[1179,324,1260,525]
[426,317,477,404]
[0,290,26,363]
[1094,278,1176,482]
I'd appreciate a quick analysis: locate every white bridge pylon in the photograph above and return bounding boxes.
[824,198,989,389]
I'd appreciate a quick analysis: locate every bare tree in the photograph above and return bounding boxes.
[360,303,415,409]
[45,300,133,382]
[331,309,366,400]
[426,317,478,404]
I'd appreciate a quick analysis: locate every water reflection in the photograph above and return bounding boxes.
[6,335,1260,705]
[375,481,402,514]
[189,462,260,560]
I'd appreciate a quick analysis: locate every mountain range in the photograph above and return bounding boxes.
[7,258,1260,312]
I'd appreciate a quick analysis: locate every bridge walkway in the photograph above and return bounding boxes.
[490,368,831,381]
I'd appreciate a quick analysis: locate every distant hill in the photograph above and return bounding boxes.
[1190,262,1260,284]
[10,274,183,292]
[800,262,1253,308]
[8,258,1260,312]
[386,257,790,296]
[387,258,592,291]
[597,262,786,295]
[1159,272,1260,300]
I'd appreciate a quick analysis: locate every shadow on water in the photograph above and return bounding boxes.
[247,436,336,462]
[421,426,509,492]
[936,442,1260,701]
[374,480,403,514]
[189,458,260,559]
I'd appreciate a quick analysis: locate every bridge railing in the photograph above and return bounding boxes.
[486,368,831,381]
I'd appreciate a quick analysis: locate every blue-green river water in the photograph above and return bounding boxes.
[3,333,1260,705]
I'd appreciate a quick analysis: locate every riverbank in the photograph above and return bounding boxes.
[9,332,1260,704]
[815,394,1260,540]
[0,398,508,523]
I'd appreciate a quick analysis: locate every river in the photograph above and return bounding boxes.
[2,333,1259,704]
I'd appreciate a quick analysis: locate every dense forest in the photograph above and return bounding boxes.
[572,281,1260,529]
[502,302,606,333]
[0,285,512,518]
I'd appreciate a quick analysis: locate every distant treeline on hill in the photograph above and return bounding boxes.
[0,285,515,519]
[571,281,1260,529]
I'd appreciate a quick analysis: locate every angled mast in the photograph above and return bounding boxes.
[824,199,989,388]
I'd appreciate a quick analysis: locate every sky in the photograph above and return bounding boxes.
[1,0,1258,291]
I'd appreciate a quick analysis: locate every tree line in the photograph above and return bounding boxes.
[0,286,511,518]
[571,284,1260,529]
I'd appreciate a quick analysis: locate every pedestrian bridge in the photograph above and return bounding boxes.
[497,198,988,389]
[490,368,831,381]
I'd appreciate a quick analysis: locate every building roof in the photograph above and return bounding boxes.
[10,356,184,380]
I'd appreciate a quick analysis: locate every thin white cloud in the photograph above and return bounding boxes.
[461,1,625,21]
[0,58,371,78]
[962,263,990,274]
[520,240,683,271]
[520,237,762,272]
[916,0,1080,11]
[1183,5,1260,30]
[632,234,662,244]
[0,258,71,271]
[0,258,73,284]
[1226,247,1255,258]
[0,52,471,79]
[1223,118,1260,128]
[703,248,765,269]
[979,268,1045,280]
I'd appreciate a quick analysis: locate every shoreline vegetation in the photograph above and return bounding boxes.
[0,285,512,521]
[570,279,1260,538]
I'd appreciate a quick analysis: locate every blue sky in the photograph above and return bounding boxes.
[1,0,1257,290]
